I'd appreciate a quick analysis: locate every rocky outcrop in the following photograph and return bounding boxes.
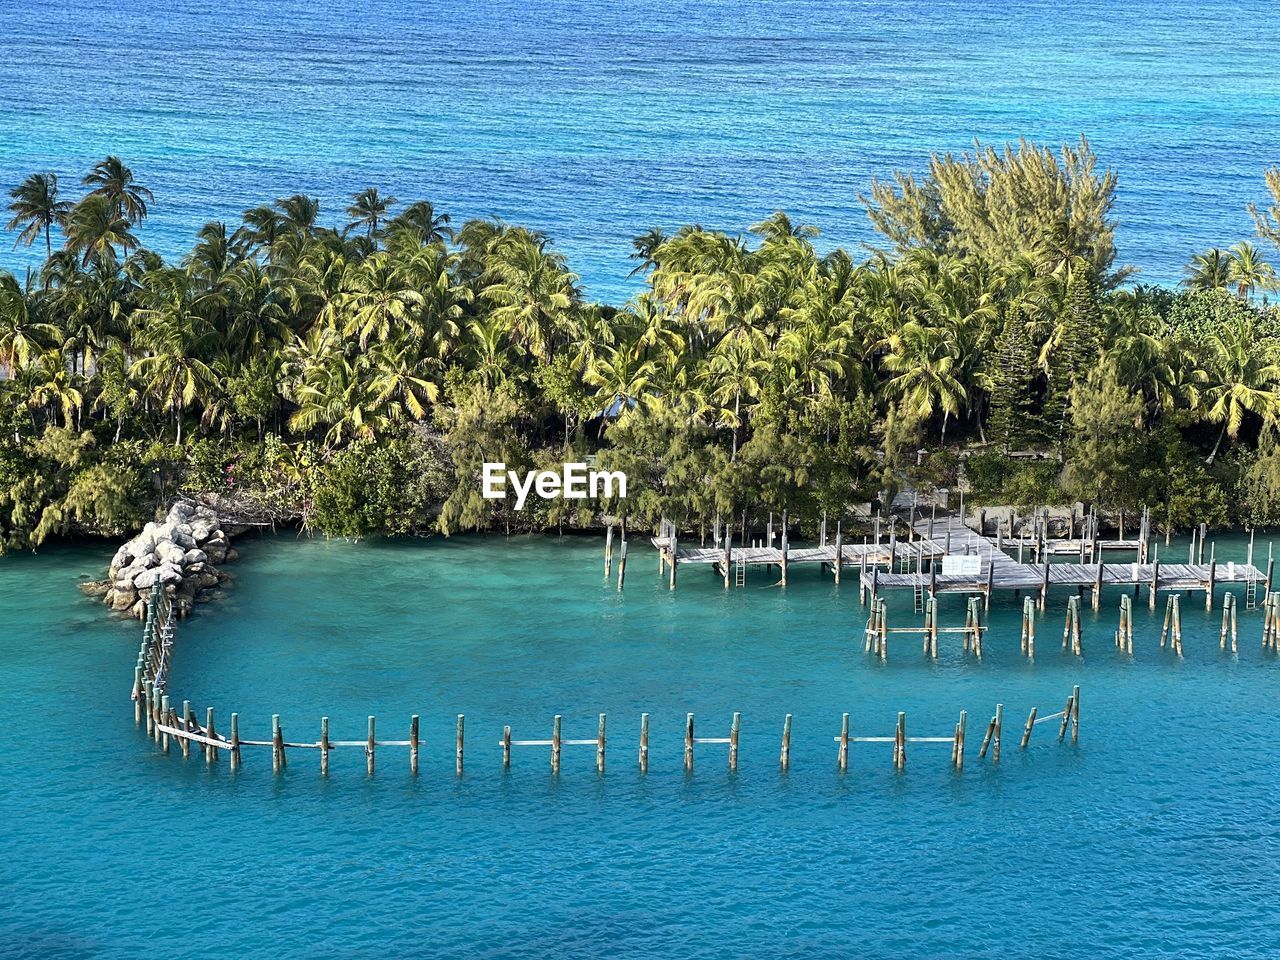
[102,501,240,619]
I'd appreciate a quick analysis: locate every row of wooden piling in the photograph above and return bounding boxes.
[145,699,1079,775]
[865,595,985,660]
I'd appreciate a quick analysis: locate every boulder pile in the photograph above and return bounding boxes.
[104,502,239,619]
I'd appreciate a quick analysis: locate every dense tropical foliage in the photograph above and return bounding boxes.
[3,138,1280,550]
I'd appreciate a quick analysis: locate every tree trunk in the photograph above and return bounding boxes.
[1206,420,1229,465]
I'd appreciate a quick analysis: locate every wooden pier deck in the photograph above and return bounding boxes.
[863,514,1269,605]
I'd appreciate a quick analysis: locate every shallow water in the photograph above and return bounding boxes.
[1,532,1278,957]
[4,0,1280,299]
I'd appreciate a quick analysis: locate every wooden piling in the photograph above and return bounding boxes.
[617,540,628,591]
[502,725,511,768]
[833,524,843,585]
[979,715,996,759]
[1058,692,1074,742]
[1092,545,1104,611]
[604,524,614,577]
[160,696,171,754]
[180,700,191,758]
[1039,560,1050,611]
[320,717,330,776]
[272,714,284,772]
[894,712,906,770]
[993,704,1003,763]
[229,712,241,770]
[838,713,850,772]
[780,714,792,771]
[729,712,740,772]
[456,714,464,775]
[954,710,966,771]
[410,715,420,774]
[669,532,678,591]
[595,713,607,773]
[206,707,217,764]
[1071,685,1080,742]
[366,716,376,776]
[1019,707,1038,749]
[1206,558,1217,611]
[684,713,695,771]
[551,715,562,772]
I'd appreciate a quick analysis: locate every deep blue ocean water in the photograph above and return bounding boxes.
[3,0,1280,300]
[2,533,1279,957]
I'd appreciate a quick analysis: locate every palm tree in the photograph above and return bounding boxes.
[584,343,655,421]
[483,232,579,362]
[1226,241,1276,300]
[0,274,63,376]
[628,228,667,277]
[388,201,452,245]
[7,173,70,258]
[878,321,967,442]
[1198,316,1280,463]
[707,332,768,458]
[334,253,425,349]
[347,188,397,240]
[82,156,154,224]
[63,195,139,266]
[1183,248,1231,291]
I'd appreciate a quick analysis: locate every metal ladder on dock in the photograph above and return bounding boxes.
[735,559,746,587]
[1246,573,1260,610]
[913,580,926,614]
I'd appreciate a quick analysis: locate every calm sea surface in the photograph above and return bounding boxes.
[3,0,1280,299]
[1,533,1278,957]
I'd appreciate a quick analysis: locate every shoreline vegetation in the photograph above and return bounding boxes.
[3,137,1280,553]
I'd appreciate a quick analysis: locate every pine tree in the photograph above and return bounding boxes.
[1048,268,1104,453]
[986,312,1041,451]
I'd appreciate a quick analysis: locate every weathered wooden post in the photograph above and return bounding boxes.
[596,714,607,774]
[502,725,511,768]
[206,707,218,765]
[1093,545,1105,611]
[180,700,192,759]
[1019,707,1038,749]
[1198,523,1207,564]
[1205,557,1217,611]
[838,713,850,772]
[669,531,678,591]
[617,540,628,591]
[779,714,792,771]
[320,717,331,776]
[894,712,906,770]
[729,712,740,772]
[953,710,966,771]
[1072,686,1080,742]
[604,524,614,577]
[1039,559,1051,611]
[160,696,171,754]
[551,715,562,773]
[226,712,240,770]
[684,713,695,772]
[993,703,1003,763]
[366,716,376,776]
[1172,596,1183,657]
[456,714,465,775]
[272,714,284,773]
[833,523,843,585]
[410,715,420,774]
[638,713,649,772]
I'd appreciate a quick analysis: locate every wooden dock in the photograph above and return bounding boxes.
[862,514,1270,611]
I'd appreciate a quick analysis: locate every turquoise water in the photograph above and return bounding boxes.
[2,533,1279,957]
[4,0,1280,299]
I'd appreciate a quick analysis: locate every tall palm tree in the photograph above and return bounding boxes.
[483,232,579,362]
[0,274,62,376]
[1198,316,1280,463]
[878,321,967,442]
[83,156,154,224]
[1227,241,1276,300]
[1183,248,1231,291]
[63,195,139,266]
[7,172,70,258]
[388,201,452,245]
[334,253,425,349]
[347,188,397,240]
